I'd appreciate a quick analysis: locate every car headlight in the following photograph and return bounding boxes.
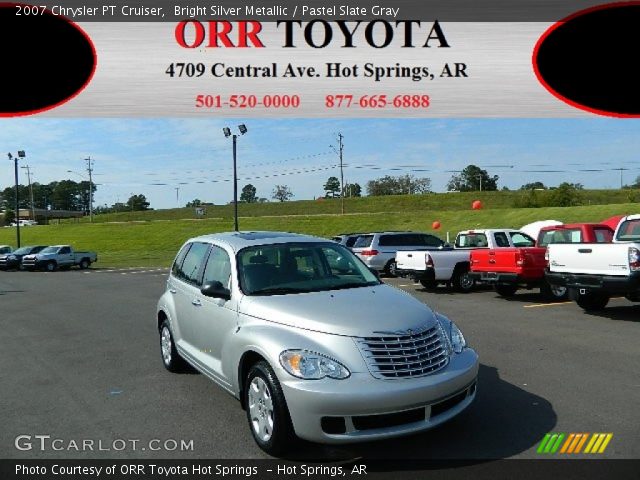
[279,350,350,380]
[436,314,467,354]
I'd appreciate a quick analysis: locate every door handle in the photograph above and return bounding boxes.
[578,249,592,254]
[192,299,202,306]
[169,289,177,294]
[489,259,496,264]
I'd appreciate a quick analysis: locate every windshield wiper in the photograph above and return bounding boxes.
[329,282,379,291]
[251,287,308,296]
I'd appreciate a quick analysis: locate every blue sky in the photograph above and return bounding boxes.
[1,118,639,209]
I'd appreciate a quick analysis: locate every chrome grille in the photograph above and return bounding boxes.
[357,325,449,379]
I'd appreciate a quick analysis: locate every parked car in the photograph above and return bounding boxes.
[0,245,12,255]
[9,220,37,227]
[352,231,445,276]
[396,229,524,292]
[470,224,614,301]
[331,233,363,249]
[546,214,640,311]
[22,245,98,271]
[157,231,478,455]
[0,245,48,270]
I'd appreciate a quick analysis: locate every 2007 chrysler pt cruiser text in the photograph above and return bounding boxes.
[157,232,478,455]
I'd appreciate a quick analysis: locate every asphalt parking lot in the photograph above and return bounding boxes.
[1,268,639,460]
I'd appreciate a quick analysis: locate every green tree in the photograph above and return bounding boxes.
[272,185,293,202]
[520,181,546,190]
[549,182,582,207]
[240,184,258,203]
[186,199,203,207]
[2,208,15,225]
[366,175,432,196]
[447,165,499,191]
[126,194,151,211]
[343,183,362,197]
[323,176,341,198]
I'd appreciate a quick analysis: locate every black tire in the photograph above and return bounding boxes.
[159,319,187,373]
[245,361,295,456]
[419,276,438,290]
[79,259,90,269]
[495,283,518,297]
[45,261,57,272]
[540,281,568,302]
[384,260,397,277]
[575,292,610,312]
[451,266,475,293]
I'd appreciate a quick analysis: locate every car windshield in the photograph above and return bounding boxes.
[616,219,640,242]
[13,247,32,255]
[237,242,380,295]
[40,247,59,254]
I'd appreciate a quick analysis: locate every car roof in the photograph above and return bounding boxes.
[188,231,330,252]
[539,223,610,232]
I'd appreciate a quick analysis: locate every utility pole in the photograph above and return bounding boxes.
[175,187,180,206]
[330,133,345,214]
[85,157,94,222]
[20,164,35,221]
[477,174,483,192]
[232,134,238,231]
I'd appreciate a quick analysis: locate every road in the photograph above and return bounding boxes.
[1,268,638,460]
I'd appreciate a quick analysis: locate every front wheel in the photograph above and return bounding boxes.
[575,292,610,312]
[245,361,294,456]
[159,320,187,372]
[45,261,57,272]
[540,281,568,302]
[495,283,518,297]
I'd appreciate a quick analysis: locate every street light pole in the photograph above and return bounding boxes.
[8,152,23,248]
[223,124,247,232]
[21,164,35,221]
[85,157,94,222]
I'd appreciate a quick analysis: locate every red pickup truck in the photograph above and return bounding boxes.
[469,223,614,301]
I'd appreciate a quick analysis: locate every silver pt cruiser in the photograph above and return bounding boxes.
[157,232,478,455]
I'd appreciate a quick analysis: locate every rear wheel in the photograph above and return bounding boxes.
[451,266,474,293]
[540,281,568,302]
[419,276,438,290]
[495,284,518,297]
[79,259,91,269]
[245,361,294,456]
[384,260,397,277]
[575,292,610,311]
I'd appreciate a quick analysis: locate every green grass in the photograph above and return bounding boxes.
[64,189,638,223]
[1,203,636,268]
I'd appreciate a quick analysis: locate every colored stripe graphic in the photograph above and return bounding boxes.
[538,433,613,454]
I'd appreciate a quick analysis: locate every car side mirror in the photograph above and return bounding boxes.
[201,281,231,300]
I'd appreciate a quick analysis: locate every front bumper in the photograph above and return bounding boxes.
[280,348,479,444]
[545,270,640,295]
[0,259,19,269]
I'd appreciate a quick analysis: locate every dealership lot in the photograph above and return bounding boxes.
[1,269,638,460]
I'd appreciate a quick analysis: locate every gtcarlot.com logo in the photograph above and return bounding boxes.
[537,432,613,454]
[14,435,194,452]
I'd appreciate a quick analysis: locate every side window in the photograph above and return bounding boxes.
[171,243,192,277]
[594,229,613,243]
[345,236,359,248]
[378,235,395,247]
[202,246,232,289]
[422,234,444,247]
[493,232,510,247]
[178,242,210,286]
[59,247,71,254]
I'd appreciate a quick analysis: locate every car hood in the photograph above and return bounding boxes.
[239,283,438,337]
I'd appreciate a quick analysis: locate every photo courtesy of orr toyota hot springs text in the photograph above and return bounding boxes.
[1,1,639,480]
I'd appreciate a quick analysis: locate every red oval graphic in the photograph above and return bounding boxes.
[0,3,97,117]
[533,2,640,117]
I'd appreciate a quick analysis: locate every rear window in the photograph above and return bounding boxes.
[594,228,613,243]
[456,233,488,248]
[538,229,582,247]
[353,235,373,248]
[616,219,640,242]
[509,232,535,247]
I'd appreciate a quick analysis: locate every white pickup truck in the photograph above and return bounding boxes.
[545,214,640,311]
[395,229,528,292]
[22,245,98,271]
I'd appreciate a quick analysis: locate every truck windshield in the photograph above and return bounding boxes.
[616,219,640,242]
[40,247,59,254]
[237,242,380,295]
